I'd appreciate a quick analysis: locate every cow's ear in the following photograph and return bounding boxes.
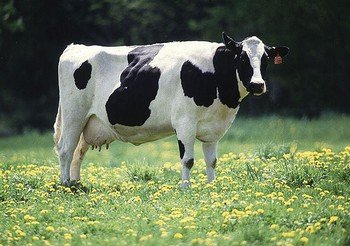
[265,45,290,64]
[222,32,242,54]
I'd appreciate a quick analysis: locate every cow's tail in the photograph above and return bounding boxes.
[53,102,61,154]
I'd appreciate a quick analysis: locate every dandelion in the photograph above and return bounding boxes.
[320,218,327,223]
[300,236,309,244]
[174,233,183,239]
[160,230,168,238]
[191,238,204,244]
[306,225,315,233]
[46,226,55,232]
[282,231,295,238]
[302,194,313,199]
[255,192,264,197]
[139,234,152,241]
[222,211,230,217]
[15,229,26,237]
[58,206,65,213]
[180,216,194,224]
[206,231,217,237]
[329,216,338,224]
[270,224,279,230]
[23,214,35,222]
[128,196,142,203]
[64,233,72,240]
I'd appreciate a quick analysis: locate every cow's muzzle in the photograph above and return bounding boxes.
[248,82,266,95]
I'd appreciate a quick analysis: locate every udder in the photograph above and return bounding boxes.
[83,115,118,148]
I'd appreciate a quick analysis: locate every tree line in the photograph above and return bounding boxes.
[0,0,349,132]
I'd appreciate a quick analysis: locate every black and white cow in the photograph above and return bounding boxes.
[54,33,289,188]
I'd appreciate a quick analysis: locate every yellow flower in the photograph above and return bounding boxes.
[174,233,183,239]
[287,208,294,212]
[270,224,279,230]
[306,225,315,233]
[15,229,26,237]
[80,234,87,239]
[255,192,264,197]
[46,226,55,232]
[302,194,313,199]
[180,216,194,224]
[282,231,295,238]
[222,211,230,217]
[24,214,35,222]
[191,238,204,244]
[139,234,152,241]
[207,231,217,237]
[128,196,142,203]
[320,218,327,223]
[329,216,338,224]
[161,230,168,238]
[300,236,309,244]
[64,233,72,240]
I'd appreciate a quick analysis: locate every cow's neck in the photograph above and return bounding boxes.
[213,46,243,109]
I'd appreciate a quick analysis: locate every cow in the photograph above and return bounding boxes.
[54,32,289,188]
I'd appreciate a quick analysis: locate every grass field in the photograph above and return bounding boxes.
[0,115,349,245]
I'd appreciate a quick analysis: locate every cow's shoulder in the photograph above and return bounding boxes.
[155,41,221,64]
[178,44,241,109]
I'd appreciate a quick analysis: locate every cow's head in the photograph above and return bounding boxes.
[222,32,289,95]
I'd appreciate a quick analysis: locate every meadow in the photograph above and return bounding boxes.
[0,115,349,245]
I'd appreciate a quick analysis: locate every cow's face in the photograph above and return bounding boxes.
[222,33,289,96]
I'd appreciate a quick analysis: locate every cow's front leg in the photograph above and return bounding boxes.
[175,130,195,189]
[202,142,218,183]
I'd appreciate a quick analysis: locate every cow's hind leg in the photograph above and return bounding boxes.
[57,120,85,186]
[202,142,218,183]
[70,134,89,182]
[175,126,196,189]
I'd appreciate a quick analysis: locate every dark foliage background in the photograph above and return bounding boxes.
[0,0,349,132]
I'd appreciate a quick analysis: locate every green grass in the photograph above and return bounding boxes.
[0,115,349,245]
[1,114,349,167]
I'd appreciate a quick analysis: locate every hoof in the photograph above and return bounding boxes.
[181,180,191,190]
[69,180,79,187]
[69,180,89,193]
[61,180,70,187]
